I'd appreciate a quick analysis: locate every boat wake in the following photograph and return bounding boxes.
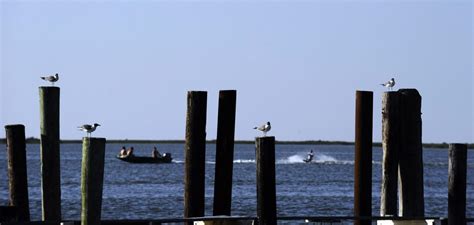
[172,154,353,165]
[232,153,353,165]
[276,153,353,165]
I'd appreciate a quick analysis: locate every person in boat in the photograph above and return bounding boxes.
[126,147,135,157]
[152,146,162,159]
[305,149,314,163]
[119,146,127,158]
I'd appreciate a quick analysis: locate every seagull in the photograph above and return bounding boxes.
[380,78,395,91]
[254,121,271,137]
[41,73,59,86]
[78,123,101,137]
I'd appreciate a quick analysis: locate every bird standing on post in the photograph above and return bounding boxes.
[40,73,59,86]
[78,123,101,138]
[254,121,271,137]
[380,78,396,91]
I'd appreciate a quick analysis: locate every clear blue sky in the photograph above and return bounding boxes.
[1,1,472,143]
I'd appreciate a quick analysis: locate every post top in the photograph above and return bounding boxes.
[39,86,60,89]
[219,90,237,93]
[5,124,25,129]
[255,136,275,141]
[82,137,107,142]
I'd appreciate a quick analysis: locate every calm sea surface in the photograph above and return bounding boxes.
[0,143,473,220]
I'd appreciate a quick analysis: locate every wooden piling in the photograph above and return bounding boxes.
[81,137,106,225]
[0,206,18,222]
[398,89,424,217]
[39,86,61,221]
[380,92,400,216]
[448,143,467,225]
[184,91,207,220]
[255,136,277,225]
[213,90,237,216]
[354,91,373,225]
[5,124,30,221]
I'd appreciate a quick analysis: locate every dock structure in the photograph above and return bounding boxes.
[255,136,277,225]
[448,144,467,225]
[39,87,61,222]
[380,92,400,216]
[398,89,424,217]
[184,91,208,222]
[80,137,106,225]
[213,90,237,216]
[5,124,30,221]
[0,88,471,225]
[354,91,373,225]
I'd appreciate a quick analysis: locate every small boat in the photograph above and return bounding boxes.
[116,153,173,164]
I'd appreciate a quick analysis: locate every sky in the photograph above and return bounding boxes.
[0,0,472,143]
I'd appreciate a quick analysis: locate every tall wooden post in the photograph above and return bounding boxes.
[213,90,237,216]
[255,136,277,225]
[5,124,30,221]
[354,91,373,225]
[39,86,61,221]
[184,91,207,221]
[398,89,424,217]
[81,137,106,225]
[448,143,467,225]
[380,92,400,216]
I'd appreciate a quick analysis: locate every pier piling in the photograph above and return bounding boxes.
[81,137,106,225]
[380,92,400,216]
[398,89,424,217]
[354,91,373,225]
[213,90,237,216]
[448,143,467,225]
[184,91,207,221]
[255,136,277,225]
[39,86,61,221]
[5,124,30,221]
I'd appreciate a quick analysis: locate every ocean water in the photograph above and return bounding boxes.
[0,143,473,221]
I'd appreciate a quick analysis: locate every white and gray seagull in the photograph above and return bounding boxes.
[78,123,101,137]
[380,78,395,91]
[254,121,271,137]
[41,73,59,86]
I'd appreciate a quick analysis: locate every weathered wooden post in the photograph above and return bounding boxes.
[398,89,424,217]
[354,91,373,225]
[5,124,30,221]
[184,91,207,222]
[213,90,237,216]
[81,137,106,225]
[255,136,277,225]
[39,86,61,221]
[448,143,467,225]
[380,92,400,216]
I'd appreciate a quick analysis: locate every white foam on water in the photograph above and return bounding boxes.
[233,159,256,164]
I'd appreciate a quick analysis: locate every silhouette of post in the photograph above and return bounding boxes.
[380,92,400,216]
[398,89,424,217]
[184,91,207,221]
[39,86,61,221]
[256,136,277,225]
[354,91,373,225]
[213,90,237,216]
[5,124,30,221]
[81,137,106,225]
[448,143,467,225]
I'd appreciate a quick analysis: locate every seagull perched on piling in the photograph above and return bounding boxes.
[41,73,59,86]
[254,121,271,137]
[78,123,100,137]
[380,78,395,91]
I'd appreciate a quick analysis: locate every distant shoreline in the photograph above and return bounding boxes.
[0,138,472,149]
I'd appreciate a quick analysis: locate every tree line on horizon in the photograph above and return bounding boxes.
[0,137,472,149]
